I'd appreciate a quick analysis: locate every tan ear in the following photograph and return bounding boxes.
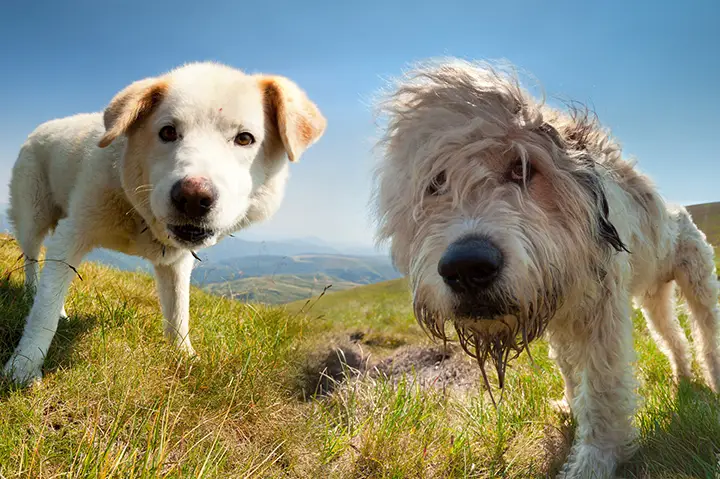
[97,77,168,148]
[258,75,326,162]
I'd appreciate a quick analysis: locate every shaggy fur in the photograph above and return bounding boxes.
[371,58,720,477]
[4,62,326,385]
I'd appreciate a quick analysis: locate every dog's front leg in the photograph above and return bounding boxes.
[153,252,196,356]
[548,341,577,417]
[558,293,639,479]
[3,219,89,385]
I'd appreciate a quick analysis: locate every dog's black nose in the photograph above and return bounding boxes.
[170,176,217,219]
[438,236,503,293]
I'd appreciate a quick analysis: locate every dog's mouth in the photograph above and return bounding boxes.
[453,296,515,321]
[455,304,508,321]
[168,224,215,246]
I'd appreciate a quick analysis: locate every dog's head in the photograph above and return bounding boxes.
[97,62,326,250]
[372,59,628,386]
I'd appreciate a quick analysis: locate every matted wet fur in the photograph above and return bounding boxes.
[371,58,720,478]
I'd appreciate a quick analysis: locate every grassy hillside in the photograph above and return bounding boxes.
[0,233,719,478]
[203,273,362,304]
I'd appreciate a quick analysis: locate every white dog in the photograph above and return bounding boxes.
[4,62,326,385]
[371,58,720,477]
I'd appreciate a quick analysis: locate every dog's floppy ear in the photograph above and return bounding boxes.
[594,183,630,253]
[538,122,564,149]
[258,75,326,162]
[98,77,168,148]
[573,163,630,254]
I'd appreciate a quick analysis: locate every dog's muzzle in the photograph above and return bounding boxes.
[438,235,508,318]
[167,176,218,246]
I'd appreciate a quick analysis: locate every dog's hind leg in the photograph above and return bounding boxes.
[8,144,67,317]
[672,211,720,392]
[2,218,89,385]
[14,221,48,296]
[640,281,693,382]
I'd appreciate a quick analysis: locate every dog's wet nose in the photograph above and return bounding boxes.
[170,176,217,219]
[438,236,503,293]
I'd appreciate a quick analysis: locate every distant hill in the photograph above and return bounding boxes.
[192,253,401,287]
[80,247,401,305]
[203,272,363,304]
[687,201,720,247]
[81,236,371,273]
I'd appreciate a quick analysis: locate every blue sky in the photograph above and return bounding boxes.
[1,0,718,248]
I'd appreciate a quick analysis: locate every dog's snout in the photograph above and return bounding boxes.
[438,236,503,293]
[170,176,217,219]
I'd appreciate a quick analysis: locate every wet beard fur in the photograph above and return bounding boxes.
[414,289,561,407]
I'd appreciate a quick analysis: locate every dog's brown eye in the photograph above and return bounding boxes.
[234,132,255,146]
[509,160,533,183]
[159,126,178,143]
[426,171,446,196]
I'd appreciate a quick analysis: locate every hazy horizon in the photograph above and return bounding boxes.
[1,0,718,248]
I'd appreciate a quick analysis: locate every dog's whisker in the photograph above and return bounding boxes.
[134,184,154,193]
[125,198,151,216]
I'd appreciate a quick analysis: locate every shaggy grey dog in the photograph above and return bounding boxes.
[371,58,720,477]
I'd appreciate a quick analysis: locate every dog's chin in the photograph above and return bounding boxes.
[453,301,510,320]
[455,313,519,334]
[452,302,520,332]
[166,224,217,249]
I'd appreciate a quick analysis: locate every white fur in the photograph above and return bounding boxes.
[4,61,326,385]
[372,58,720,478]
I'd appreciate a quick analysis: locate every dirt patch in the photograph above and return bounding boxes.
[370,344,483,395]
[297,338,369,399]
[538,423,574,476]
[298,331,485,399]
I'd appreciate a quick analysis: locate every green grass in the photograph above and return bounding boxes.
[0,233,719,478]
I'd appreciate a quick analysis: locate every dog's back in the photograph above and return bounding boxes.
[11,112,108,216]
[8,112,114,289]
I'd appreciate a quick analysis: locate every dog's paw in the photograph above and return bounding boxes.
[177,341,199,360]
[60,307,68,320]
[3,353,43,387]
[556,444,617,479]
[550,397,572,418]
